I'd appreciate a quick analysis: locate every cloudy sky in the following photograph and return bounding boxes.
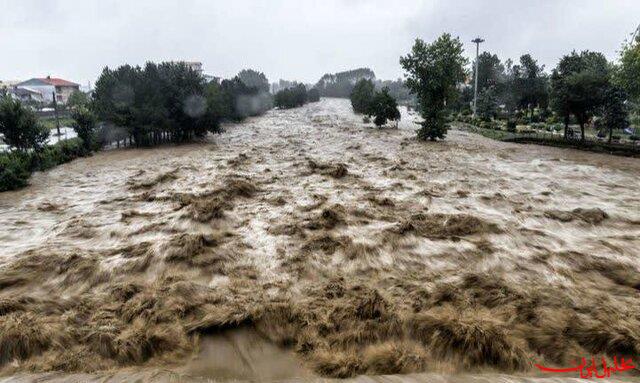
[1,0,638,86]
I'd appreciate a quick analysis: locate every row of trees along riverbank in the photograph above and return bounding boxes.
[0,63,275,191]
[438,31,640,145]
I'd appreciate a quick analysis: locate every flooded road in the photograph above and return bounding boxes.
[0,98,639,382]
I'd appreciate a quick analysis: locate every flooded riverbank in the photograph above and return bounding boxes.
[1,98,639,382]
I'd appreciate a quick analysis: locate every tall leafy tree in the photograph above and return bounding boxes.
[602,86,629,143]
[551,50,610,140]
[0,96,49,152]
[350,79,375,114]
[474,52,505,92]
[237,69,270,93]
[400,34,467,140]
[511,54,549,118]
[476,86,499,121]
[616,32,640,103]
[67,90,89,109]
[71,106,97,150]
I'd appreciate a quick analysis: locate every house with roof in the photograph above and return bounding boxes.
[15,76,80,104]
[10,87,45,103]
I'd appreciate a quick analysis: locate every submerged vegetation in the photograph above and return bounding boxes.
[350,81,400,128]
[274,83,320,109]
[1,98,639,380]
[1,16,640,382]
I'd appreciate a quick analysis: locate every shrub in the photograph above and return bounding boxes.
[506,120,517,132]
[307,88,321,103]
[0,138,88,192]
[71,107,97,150]
[0,152,31,191]
[0,97,50,152]
[368,88,401,127]
[274,84,309,109]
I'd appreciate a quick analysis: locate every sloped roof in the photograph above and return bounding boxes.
[17,77,79,87]
[41,77,79,87]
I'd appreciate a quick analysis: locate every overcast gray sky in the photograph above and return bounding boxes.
[1,0,638,86]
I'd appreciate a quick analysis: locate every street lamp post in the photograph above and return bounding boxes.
[472,37,484,117]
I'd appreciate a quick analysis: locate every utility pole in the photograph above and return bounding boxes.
[52,90,61,137]
[472,37,484,117]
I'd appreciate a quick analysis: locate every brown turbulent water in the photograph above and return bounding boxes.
[0,98,639,382]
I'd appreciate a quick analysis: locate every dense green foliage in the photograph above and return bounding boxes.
[0,138,89,191]
[274,84,320,109]
[0,97,50,152]
[350,79,375,114]
[602,86,629,143]
[474,52,505,92]
[71,107,97,149]
[511,54,549,116]
[93,62,271,146]
[400,34,467,140]
[218,76,272,119]
[307,88,321,102]
[616,34,640,103]
[476,86,499,121]
[368,88,401,127]
[274,84,308,109]
[67,90,90,109]
[237,69,270,93]
[550,51,610,140]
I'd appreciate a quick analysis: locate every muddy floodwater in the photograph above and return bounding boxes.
[1,98,639,383]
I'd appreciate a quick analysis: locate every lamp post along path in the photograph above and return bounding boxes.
[472,37,484,117]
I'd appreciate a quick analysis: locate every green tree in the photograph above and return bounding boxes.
[616,33,640,103]
[274,83,308,109]
[474,52,505,92]
[511,54,549,118]
[0,97,49,152]
[350,79,375,114]
[67,90,89,109]
[307,88,321,102]
[368,88,401,127]
[602,86,629,143]
[93,62,224,146]
[476,86,498,121]
[237,69,270,93]
[550,50,610,140]
[71,106,97,150]
[400,34,467,140]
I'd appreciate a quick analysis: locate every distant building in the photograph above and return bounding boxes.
[15,76,80,104]
[203,74,220,84]
[10,87,44,103]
